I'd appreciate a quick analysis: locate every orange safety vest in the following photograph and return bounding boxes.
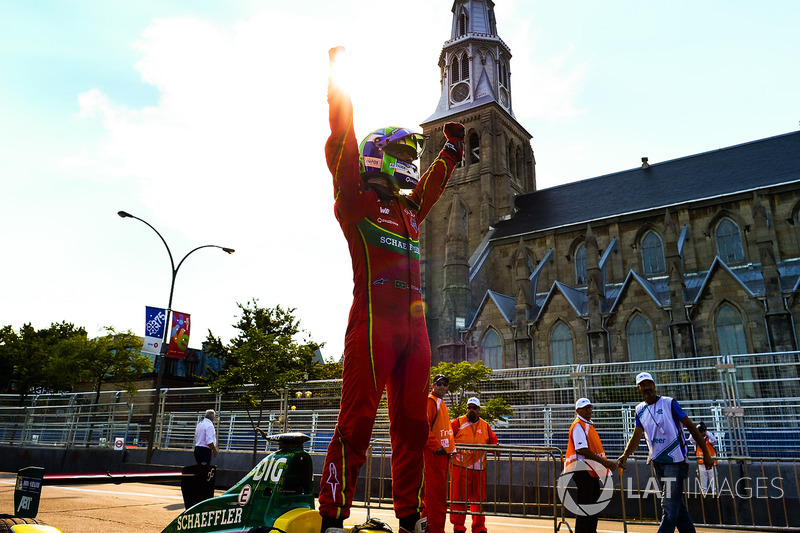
[428,395,456,454]
[695,435,717,465]
[452,416,497,470]
[564,417,608,477]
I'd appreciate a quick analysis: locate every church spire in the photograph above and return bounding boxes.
[425,0,514,123]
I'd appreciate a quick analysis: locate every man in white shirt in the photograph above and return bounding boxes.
[194,409,218,465]
[617,372,711,533]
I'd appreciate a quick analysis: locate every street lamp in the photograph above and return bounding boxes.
[118,210,234,464]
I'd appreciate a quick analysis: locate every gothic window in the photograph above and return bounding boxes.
[716,303,755,398]
[461,55,470,81]
[575,243,587,285]
[627,314,655,362]
[551,322,574,366]
[715,217,745,264]
[499,60,509,88]
[483,329,503,369]
[641,231,666,274]
[469,132,480,164]
[451,56,461,83]
[458,12,468,36]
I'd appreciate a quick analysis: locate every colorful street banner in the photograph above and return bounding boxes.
[166,311,191,359]
[143,306,167,355]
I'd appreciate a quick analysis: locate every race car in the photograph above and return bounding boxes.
[8,432,392,533]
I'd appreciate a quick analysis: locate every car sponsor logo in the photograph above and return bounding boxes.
[238,484,252,505]
[16,496,33,513]
[175,507,243,531]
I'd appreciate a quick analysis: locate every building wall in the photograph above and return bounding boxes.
[459,185,800,368]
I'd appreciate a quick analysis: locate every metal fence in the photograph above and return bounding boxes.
[2,352,800,457]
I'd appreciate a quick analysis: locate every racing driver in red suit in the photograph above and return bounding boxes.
[319,47,464,533]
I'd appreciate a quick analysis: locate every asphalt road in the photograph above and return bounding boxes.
[0,472,737,533]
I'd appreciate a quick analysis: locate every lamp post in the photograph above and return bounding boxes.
[118,210,234,464]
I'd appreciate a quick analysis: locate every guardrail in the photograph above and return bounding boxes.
[363,440,564,532]
[3,352,800,455]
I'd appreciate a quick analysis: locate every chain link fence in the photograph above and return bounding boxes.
[2,352,800,457]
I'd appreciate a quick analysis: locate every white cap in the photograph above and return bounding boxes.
[467,397,481,408]
[575,398,592,409]
[636,371,655,385]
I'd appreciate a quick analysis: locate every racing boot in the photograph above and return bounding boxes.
[320,515,345,533]
[398,513,426,533]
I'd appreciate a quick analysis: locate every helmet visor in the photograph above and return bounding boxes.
[379,129,426,161]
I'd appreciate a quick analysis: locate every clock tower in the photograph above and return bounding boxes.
[420,0,536,364]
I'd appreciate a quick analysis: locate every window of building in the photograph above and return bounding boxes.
[469,132,480,164]
[716,303,755,398]
[627,314,655,362]
[715,218,745,264]
[575,243,587,285]
[458,12,468,36]
[451,56,461,83]
[483,329,503,369]
[499,61,509,88]
[164,357,178,377]
[641,231,666,274]
[461,54,470,81]
[551,322,574,366]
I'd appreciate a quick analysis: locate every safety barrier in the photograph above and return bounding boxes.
[362,440,565,532]
[615,455,800,530]
[3,351,800,456]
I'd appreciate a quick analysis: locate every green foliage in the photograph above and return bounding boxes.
[0,323,152,405]
[0,322,87,403]
[66,327,152,403]
[430,361,514,424]
[205,300,322,464]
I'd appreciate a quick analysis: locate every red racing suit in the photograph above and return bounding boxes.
[319,82,459,522]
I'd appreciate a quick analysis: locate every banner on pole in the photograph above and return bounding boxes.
[143,306,167,355]
[166,311,191,359]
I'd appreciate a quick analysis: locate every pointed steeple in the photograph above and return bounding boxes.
[425,0,515,122]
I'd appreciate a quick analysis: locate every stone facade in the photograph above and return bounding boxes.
[419,2,800,374]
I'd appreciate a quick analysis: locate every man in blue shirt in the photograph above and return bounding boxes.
[617,372,712,533]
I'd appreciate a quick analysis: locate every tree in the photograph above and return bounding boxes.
[61,327,153,405]
[0,322,87,404]
[430,361,514,424]
[206,299,322,465]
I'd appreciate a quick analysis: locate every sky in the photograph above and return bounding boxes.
[1,1,798,362]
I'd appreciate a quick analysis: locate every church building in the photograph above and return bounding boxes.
[419,0,800,389]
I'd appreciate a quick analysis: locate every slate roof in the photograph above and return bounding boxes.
[492,131,800,240]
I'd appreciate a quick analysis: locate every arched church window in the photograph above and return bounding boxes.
[461,54,470,81]
[575,243,587,285]
[451,56,461,83]
[458,12,468,36]
[483,329,503,369]
[641,231,666,274]
[716,303,755,398]
[715,218,744,264]
[627,314,655,362]
[469,132,480,164]
[551,322,574,366]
